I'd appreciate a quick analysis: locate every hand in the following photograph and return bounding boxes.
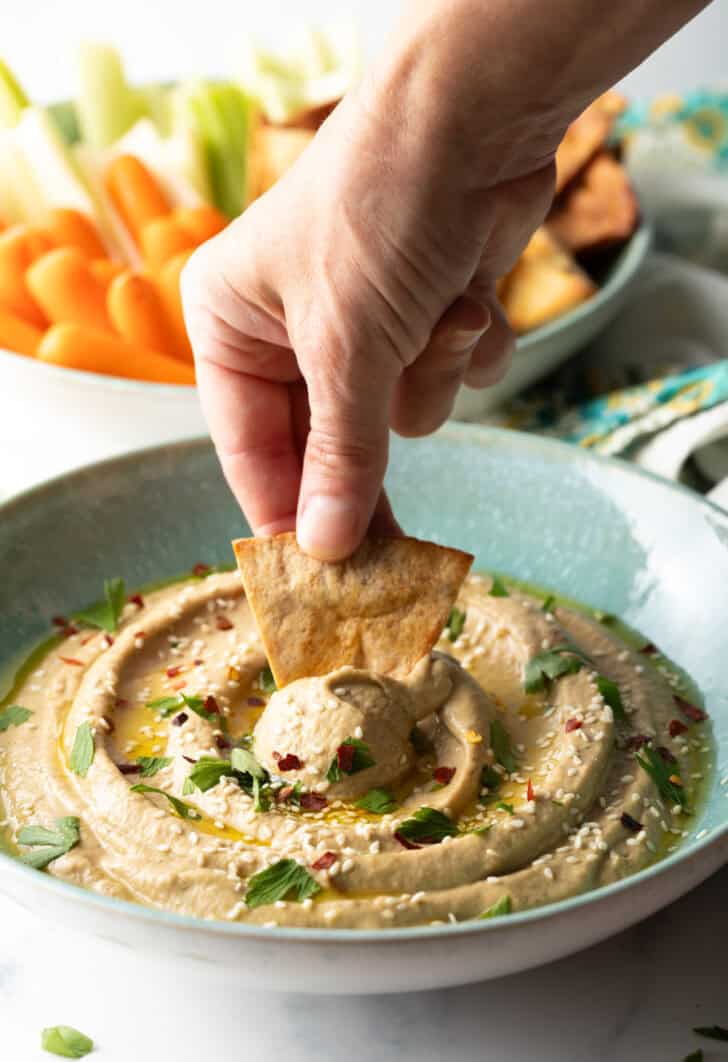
[183,83,555,561]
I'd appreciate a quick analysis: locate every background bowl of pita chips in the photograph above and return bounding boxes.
[1,427,726,993]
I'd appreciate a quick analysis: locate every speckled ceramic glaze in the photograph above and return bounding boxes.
[0,428,726,994]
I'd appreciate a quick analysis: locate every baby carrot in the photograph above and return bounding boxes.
[108,270,183,360]
[0,305,43,357]
[90,259,126,289]
[174,205,228,244]
[26,248,112,332]
[38,322,196,384]
[0,225,55,327]
[42,208,108,260]
[140,216,196,270]
[155,250,194,363]
[105,154,171,243]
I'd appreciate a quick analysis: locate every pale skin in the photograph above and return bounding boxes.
[182,0,709,560]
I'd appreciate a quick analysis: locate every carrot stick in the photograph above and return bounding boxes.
[42,208,108,259]
[174,205,228,244]
[0,225,55,327]
[90,259,126,289]
[155,250,194,363]
[37,322,196,385]
[105,154,171,243]
[140,216,196,270]
[107,270,184,360]
[26,247,112,332]
[0,305,43,357]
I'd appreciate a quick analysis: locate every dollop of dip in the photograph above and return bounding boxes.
[0,572,709,927]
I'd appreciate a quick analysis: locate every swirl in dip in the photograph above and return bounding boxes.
[0,570,708,928]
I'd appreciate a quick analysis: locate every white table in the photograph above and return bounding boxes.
[0,867,726,1061]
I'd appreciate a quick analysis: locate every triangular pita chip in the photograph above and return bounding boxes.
[233,533,473,687]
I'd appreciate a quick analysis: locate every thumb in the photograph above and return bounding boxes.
[296,349,399,561]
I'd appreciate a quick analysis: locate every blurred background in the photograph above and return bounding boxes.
[2,0,728,101]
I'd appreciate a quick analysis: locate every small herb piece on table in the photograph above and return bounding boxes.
[327,738,375,783]
[69,722,95,777]
[595,675,626,722]
[356,788,396,815]
[479,894,511,919]
[693,1026,728,1042]
[41,1024,93,1058]
[489,575,509,598]
[245,858,321,909]
[73,576,125,633]
[19,816,80,870]
[130,783,200,819]
[0,704,32,731]
[396,806,458,845]
[446,606,466,642]
[490,719,517,773]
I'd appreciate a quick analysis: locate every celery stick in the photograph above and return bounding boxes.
[0,58,29,128]
[76,42,147,148]
[183,81,254,218]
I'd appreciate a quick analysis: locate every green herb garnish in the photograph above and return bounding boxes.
[470,822,493,835]
[69,721,94,777]
[231,747,267,779]
[635,746,689,811]
[523,643,587,693]
[480,764,502,794]
[147,693,218,722]
[479,894,511,919]
[0,704,32,732]
[183,757,234,794]
[41,1025,93,1058]
[136,756,172,778]
[495,801,514,815]
[245,858,321,909]
[694,1026,728,1042]
[396,806,458,845]
[259,665,276,694]
[490,720,517,773]
[595,675,626,721]
[130,783,200,819]
[73,577,125,633]
[446,607,466,642]
[541,595,556,614]
[682,1051,703,1062]
[489,575,509,598]
[356,788,396,814]
[326,738,375,783]
[19,816,80,870]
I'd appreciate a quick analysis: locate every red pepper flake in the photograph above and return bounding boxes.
[52,615,68,627]
[204,696,220,716]
[669,719,689,738]
[166,665,183,678]
[300,792,328,812]
[114,697,128,709]
[118,763,141,775]
[59,656,83,667]
[102,634,114,648]
[312,851,338,871]
[433,766,456,786]
[172,712,188,726]
[192,562,211,577]
[215,734,231,751]
[658,746,677,765]
[247,696,265,707]
[336,743,356,774]
[194,659,204,667]
[128,593,144,609]
[620,812,643,833]
[674,695,708,723]
[79,635,94,646]
[276,785,295,803]
[527,778,535,802]
[60,624,78,639]
[394,831,419,850]
[640,642,658,656]
[565,718,582,733]
[172,680,187,691]
[276,753,303,772]
[215,615,234,631]
[135,631,146,640]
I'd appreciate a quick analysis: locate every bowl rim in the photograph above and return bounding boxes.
[0,225,652,395]
[0,422,724,944]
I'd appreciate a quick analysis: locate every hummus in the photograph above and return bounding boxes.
[0,571,709,928]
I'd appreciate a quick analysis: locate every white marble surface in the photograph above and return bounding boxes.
[0,866,726,1061]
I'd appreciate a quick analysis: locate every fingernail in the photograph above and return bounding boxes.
[297,494,361,561]
[449,318,491,353]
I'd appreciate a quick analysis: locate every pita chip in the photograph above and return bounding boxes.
[555,91,627,194]
[233,533,473,687]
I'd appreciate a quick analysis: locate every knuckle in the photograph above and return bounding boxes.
[306,427,384,476]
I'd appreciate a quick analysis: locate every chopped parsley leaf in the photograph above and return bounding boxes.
[636,745,689,811]
[596,675,626,721]
[541,595,556,614]
[495,801,514,815]
[356,788,397,814]
[130,783,200,819]
[396,806,458,845]
[259,665,276,694]
[183,757,235,793]
[490,720,517,773]
[480,764,502,793]
[489,575,509,598]
[523,643,587,693]
[327,738,375,783]
[479,895,511,919]
[136,756,172,778]
[245,858,321,909]
[446,607,466,642]
[0,704,32,732]
[18,816,80,870]
[41,1024,93,1058]
[69,721,94,777]
[73,577,125,634]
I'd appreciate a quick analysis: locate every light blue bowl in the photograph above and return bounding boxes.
[0,428,726,994]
